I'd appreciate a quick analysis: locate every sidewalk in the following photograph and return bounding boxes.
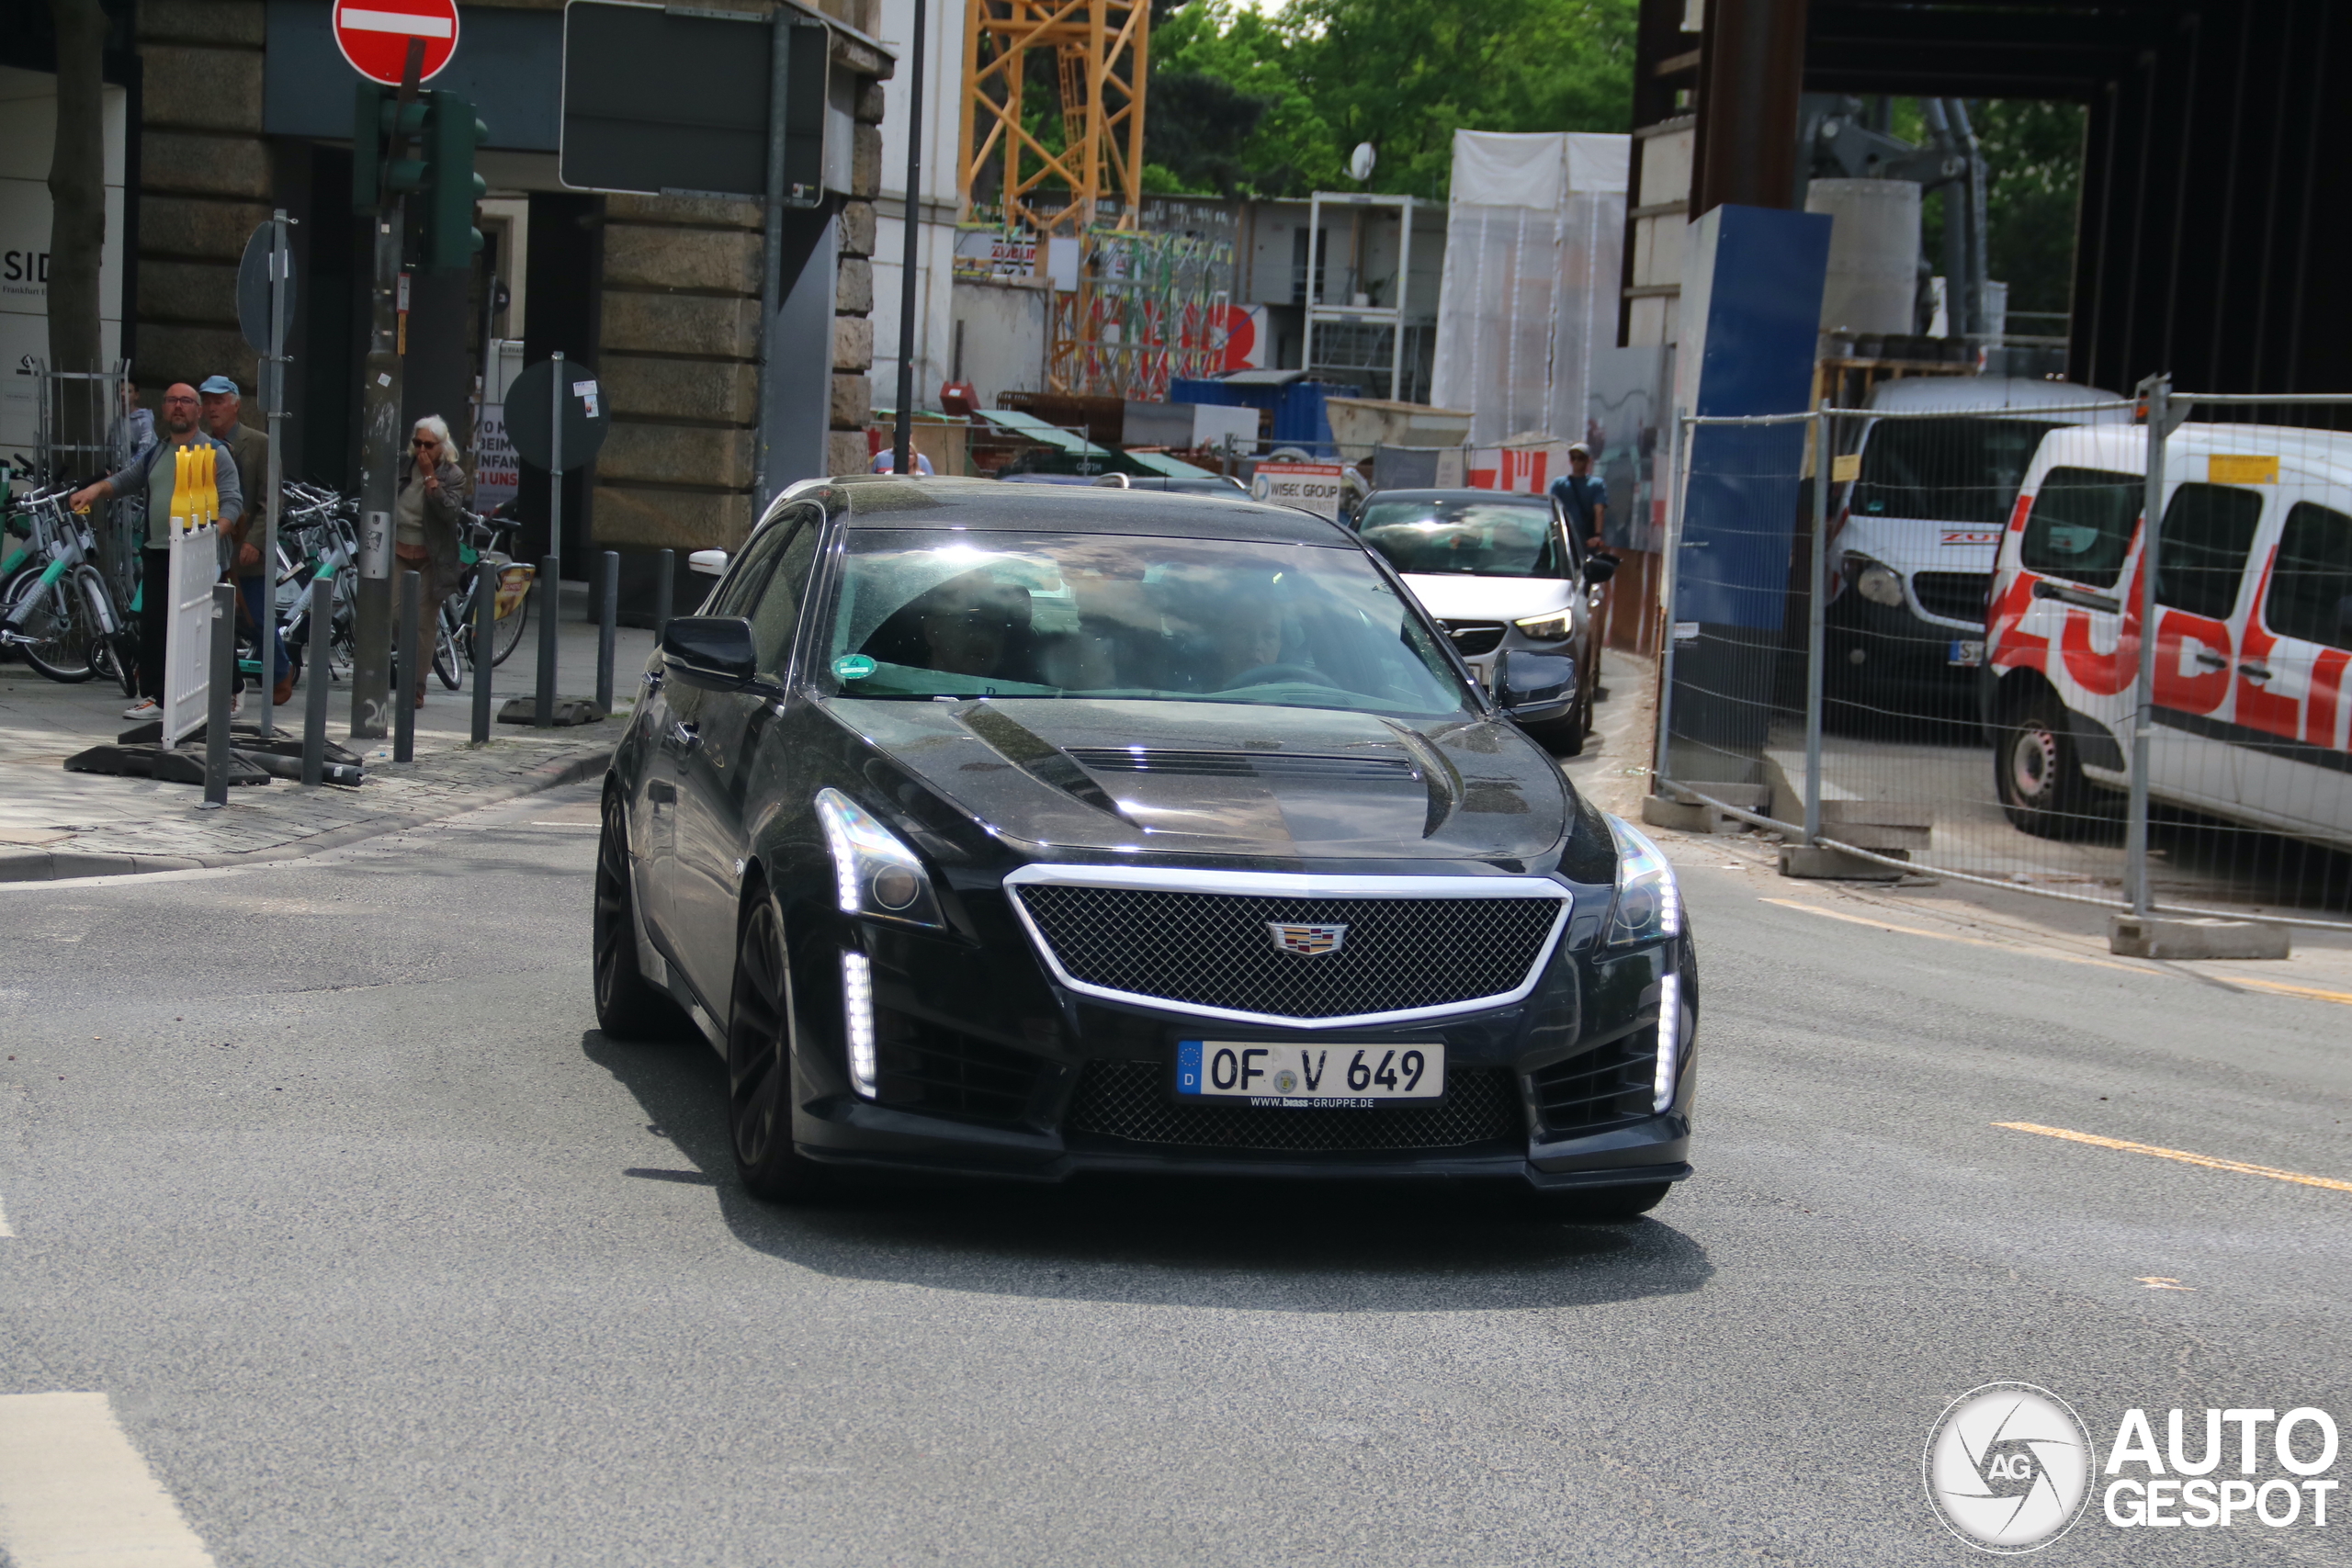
[0,592,651,881]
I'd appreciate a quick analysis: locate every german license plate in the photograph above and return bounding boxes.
[1948,637,1985,667]
[1175,1041,1446,1107]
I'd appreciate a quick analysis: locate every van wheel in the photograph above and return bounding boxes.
[1996,691,2102,839]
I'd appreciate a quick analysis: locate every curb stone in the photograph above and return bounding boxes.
[0,747,616,885]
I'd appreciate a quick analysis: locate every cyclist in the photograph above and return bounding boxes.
[68,382,243,720]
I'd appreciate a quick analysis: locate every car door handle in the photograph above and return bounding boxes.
[2238,662,2273,682]
[668,721,700,751]
[2193,649,2229,671]
[2030,580,2122,614]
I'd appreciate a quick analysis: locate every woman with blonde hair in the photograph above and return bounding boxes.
[394,414,469,707]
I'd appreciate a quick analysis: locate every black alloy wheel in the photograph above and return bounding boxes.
[726,894,826,1201]
[593,788,684,1039]
[1995,690,2108,840]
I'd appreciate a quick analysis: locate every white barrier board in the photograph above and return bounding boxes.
[164,524,217,745]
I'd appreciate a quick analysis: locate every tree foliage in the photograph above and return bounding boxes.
[1145,0,1636,200]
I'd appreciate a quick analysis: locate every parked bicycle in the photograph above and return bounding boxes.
[430,504,534,690]
[1,478,134,688]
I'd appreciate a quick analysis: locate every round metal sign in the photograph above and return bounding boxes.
[502,358,608,474]
[333,0,460,85]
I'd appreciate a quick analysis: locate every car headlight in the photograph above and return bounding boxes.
[1605,815,1680,946]
[815,788,944,928]
[1513,611,1574,640]
[1847,557,1905,607]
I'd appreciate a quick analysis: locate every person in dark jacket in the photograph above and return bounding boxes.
[199,375,292,705]
[395,415,469,708]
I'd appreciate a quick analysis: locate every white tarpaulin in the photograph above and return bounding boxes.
[1432,130,1628,446]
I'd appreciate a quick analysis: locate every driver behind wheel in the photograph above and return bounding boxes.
[1210,589,1288,689]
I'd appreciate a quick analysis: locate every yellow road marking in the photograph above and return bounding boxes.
[1996,1122,2352,1195]
[2220,975,2352,1008]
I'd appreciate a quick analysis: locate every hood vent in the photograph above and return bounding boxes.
[1067,748,1418,784]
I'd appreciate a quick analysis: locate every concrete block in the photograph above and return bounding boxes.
[1822,799,1934,829]
[1819,820,1933,852]
[140,130,272,198]
[593,485,752,551]
[1778,843,1905,881]
[598,292,760,360]
[828,430,873,477]
[830,371,872,429]
[832,314,875,372]
[2108,915,2290,961]
[838,199,876,259]
[140,47,265,132]
[140,0,267,47]
[138,196,272,260]
[851,123,883,197]
[603,223,762,295]
[600,355,758,424]
[853,78,888,124]
[835,255,874,314]
[597,422,754,490]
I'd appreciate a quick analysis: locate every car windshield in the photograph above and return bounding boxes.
[1356,499,1565,578]
[822,529,1476,716]
[1849,417,2067,524]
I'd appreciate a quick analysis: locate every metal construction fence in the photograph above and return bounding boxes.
[1654,381,2352,931]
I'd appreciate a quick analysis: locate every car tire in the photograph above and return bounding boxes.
[726,891,827,1202]
[1524,709,1586,757]
[1527,1180,1671,1223]
[594,788,687,1040]
[1995,690,2108,840]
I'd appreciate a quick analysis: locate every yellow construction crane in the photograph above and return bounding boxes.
[958,0,1150,240]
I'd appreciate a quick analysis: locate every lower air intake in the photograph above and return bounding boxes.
[1065,1060,1523,1153]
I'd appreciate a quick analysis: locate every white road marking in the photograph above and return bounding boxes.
[0,1393,217,1567]
[337,6,452,36]
[0,1195,13,1237]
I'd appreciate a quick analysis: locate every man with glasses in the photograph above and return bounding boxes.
[69,382,244,719]
[394,415,469,709]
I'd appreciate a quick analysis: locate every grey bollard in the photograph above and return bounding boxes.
[595,550,617,715]
[654,547,674,643]
[302,577,331,784]
[203,581,237,807]
[472,556,495,743]
[535,552,559,728]
[394,568,420,762]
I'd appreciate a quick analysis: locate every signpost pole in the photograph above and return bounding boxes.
[254,210,289,737]
[537,349,563,727]
[889,0,927,479]
[352,46,425,741]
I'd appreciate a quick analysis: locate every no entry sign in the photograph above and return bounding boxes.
[334,0,460,85]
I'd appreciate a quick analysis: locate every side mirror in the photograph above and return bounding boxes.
[1493,649,1576,723]
[1582,555,1618,585]
[687,548,729,578]
[661,616,758,686]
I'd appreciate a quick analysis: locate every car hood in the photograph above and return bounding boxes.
[831,697,1569,861]
[1399,573,1575,622]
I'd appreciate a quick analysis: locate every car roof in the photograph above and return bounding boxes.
[2024,423,2352,487]
[1361,489,1553,506]
[828,474,1354,544]
[1864,375,2129,417]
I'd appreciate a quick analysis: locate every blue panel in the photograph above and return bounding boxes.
[1674,205,1830,630]
[1175,1040,1203,1096]
[266,0,562,152]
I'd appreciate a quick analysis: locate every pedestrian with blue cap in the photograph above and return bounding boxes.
[199,376,292,706]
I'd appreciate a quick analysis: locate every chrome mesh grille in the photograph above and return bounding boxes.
[1066,1060,1522,1152]
[1014,885,1563,1020]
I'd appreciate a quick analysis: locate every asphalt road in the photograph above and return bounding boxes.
[2,782,2346,1566]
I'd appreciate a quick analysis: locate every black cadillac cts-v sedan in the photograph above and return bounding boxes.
[594,476,1697,1218]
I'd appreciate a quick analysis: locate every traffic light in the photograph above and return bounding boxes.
[352,83,429,214]
[422,91,488,271]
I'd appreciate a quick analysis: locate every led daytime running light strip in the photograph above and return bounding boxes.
[841,951,876,1099]
[1653,972,1680,1112]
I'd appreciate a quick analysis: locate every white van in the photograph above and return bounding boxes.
[1984,423,2352,852]
[1830,377,2129,696]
